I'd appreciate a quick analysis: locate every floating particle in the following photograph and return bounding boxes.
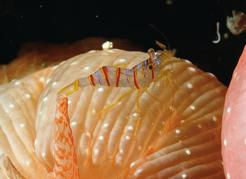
[227,11,246,35]
[212,22,221,44]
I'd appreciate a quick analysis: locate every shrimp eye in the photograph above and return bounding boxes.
[148,64,153,70]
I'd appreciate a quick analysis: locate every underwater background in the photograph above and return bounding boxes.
[0,0,245,85]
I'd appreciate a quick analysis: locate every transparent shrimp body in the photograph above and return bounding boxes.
[58,50,163,96]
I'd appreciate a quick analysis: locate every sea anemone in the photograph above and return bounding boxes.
[0,48,226,178]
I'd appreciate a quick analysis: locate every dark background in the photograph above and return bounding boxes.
[0,0,245,85]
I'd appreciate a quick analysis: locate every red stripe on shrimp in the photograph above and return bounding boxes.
[133,66,140,89]
[116,67,121,87]
[101,66,111,86]
[88,74,96,86]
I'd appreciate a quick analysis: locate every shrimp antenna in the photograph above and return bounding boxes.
[148,24,171,50]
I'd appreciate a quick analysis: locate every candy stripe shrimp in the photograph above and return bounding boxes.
[58,49,162,96]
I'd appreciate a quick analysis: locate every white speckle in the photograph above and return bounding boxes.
[41,152,46,157]
[184,60,192,64]
[132,112,139,118]
[25,93,31,99]
[99,135,104,141]
[223,32,229,39]
[95,14,99,18]
[43,96,48,102]
[130,162,136,168]
[52,65,58,70]
[188,67,196,72]
[88,50,96,53]
[52,81,57,87]
[92,109,96,115]
[39,4,43,8]
[103,123,109,128]
[83,66,90,70]
[94,148,99,155]
[134,168,143,177]
[68,100,71,104]
[14,80,21,85]
[19,123,25,128]
[244,138,246,145]
[70,61,78,66]
[117,58,127,63]
[34,139,38,146]
[226,172,231,179]
[223,139,228,147]
[46,78,51,84]
[227,107,231,113]
[190,105,196,110]
[25,160,31,166]
[186,83,193,89]
[175,129,181,134]
[39,76,45,83]
[102,41,113,50]
[98,87,104,92]
[9,103,15,108]
[180,120,185,124]
[235,74,240,81]
[127,126,134,131]
[207,72,216,78]
[108,49,115,53]
[185,149,191,155]
[85,132,91,138]
[119,149,124,154]
[212,116,217,122]
[197,124,202,129]
[181,173,187,178]
[71,121,77,126]
[125,135,131,140]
